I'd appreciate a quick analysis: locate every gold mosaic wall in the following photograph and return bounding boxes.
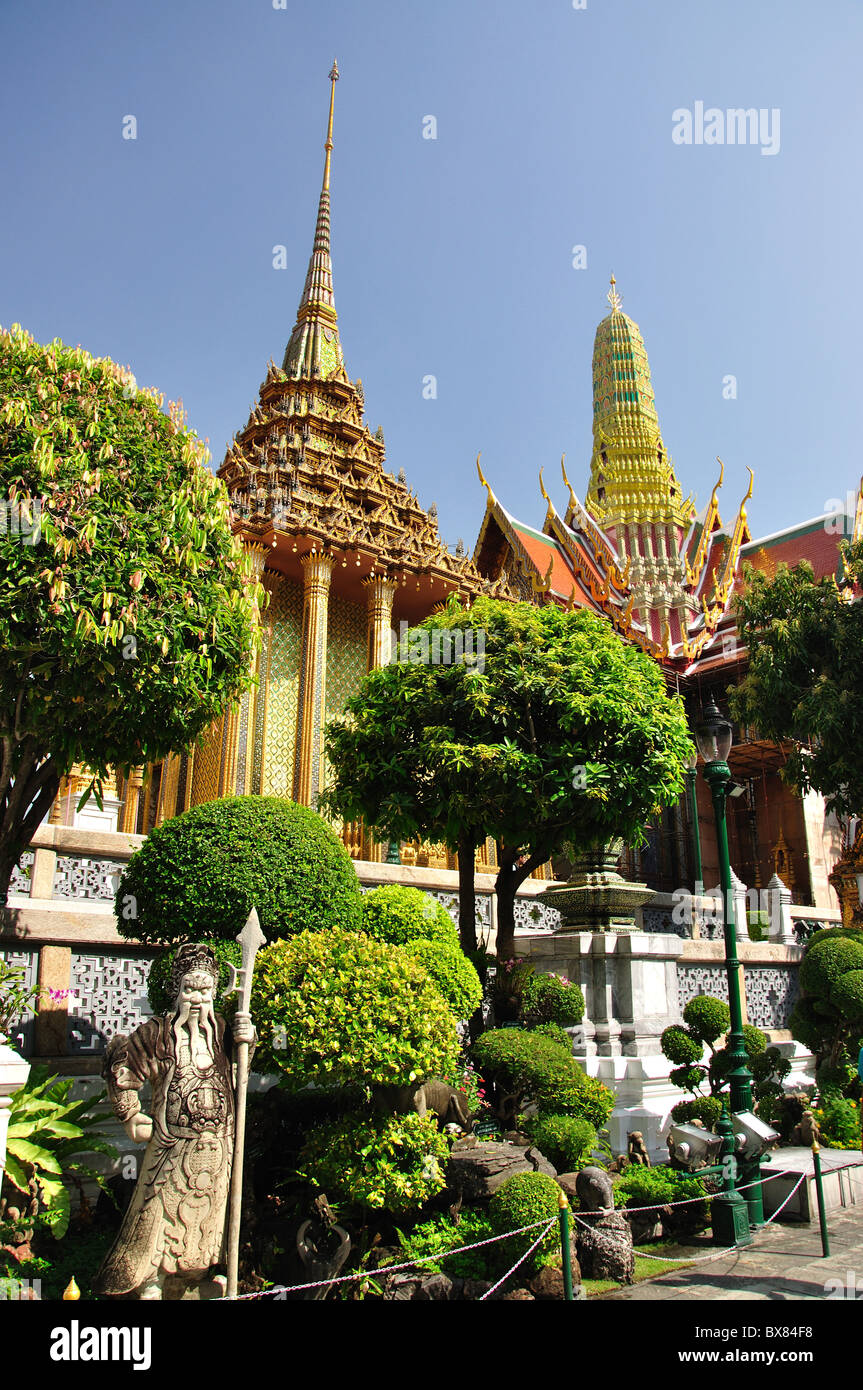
[324,592,367,788]
[190,716,224,805]
[260,578,304,797]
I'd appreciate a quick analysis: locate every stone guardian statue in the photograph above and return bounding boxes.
[95,942,255,1300]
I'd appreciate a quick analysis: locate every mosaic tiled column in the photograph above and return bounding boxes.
[362,573,396,672]
[293,552,335,806]
[155,754,182,826]
[118,767,144,834]
[222,542,269,798]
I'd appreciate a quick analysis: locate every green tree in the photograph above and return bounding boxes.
[0,326,262,902]
[730,543,863,817]
[322,596,691,956]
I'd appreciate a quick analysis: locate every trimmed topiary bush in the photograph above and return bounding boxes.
[471,1027,614,1130]
[683,995,730,1045]
[298,1111,449,1213]
[528,1022,572,1052]
[660,1025,704,1066]
[407,937,483,1022]
[249,928,459,1087]
[523,1113,597,1172]
[147,938,241,1016]
[116,796,363,945]
[520,972,584,1028]
[670,1095,724,1130]
[360,885,458,948]
[489,1171,561,1270]
[799,937,863,996]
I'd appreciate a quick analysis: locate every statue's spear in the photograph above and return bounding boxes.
[224,906,266,1299]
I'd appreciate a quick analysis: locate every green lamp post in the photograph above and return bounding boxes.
[694,699,763,1240]
[684,745,703,893]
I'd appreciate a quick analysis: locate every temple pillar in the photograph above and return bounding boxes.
[118,767,144,835]
[293,551,335,806]
[155,754,182,827]
[361,574,397,861]
[222,543,269,798]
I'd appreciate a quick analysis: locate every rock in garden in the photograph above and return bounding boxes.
[447,1140,557,1202]
[576,1211,635,1284]
[529,1261,581,1300]
[412,1273,455,1301]
[462,1278,494,1300]
[500,1287,535,1300]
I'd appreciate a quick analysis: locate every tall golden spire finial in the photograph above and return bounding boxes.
[323,60,339,193]
[607,274,623,314]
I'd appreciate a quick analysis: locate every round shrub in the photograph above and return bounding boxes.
[523,1113,597,1172]
[683,995,730,1045]
[472,1027,615,1130]
[661,1025,704,1066]
[250,929,459,1086]
[800,937,863,997]
[298,1111,449,1213]
[361,885,457,948]
[812,1094,861,1150]
[528,1022,572,1052]
[407,937,482,1021]
[520,972,585,1028]
[147,938,241,1016]
[117,796,362,945]
[489,1171,561,1270]
[540,1070,616,1130]
[788,999,825,1054]
[670,1096,724,1131]
[830,969,863,1023]
[742,1024,769,1057]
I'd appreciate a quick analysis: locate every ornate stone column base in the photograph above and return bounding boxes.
[539,841,654,933]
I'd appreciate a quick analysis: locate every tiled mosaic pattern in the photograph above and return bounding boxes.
[323,592,366,787]
[262,578,303,797]
[190,715,223,805]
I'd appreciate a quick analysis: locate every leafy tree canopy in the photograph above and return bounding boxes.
[731,544,863,817]
[0,326,263,897]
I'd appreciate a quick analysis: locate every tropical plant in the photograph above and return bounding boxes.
[0,325,263,904]
[730,543,863,819]
[322,597,692,955]
[249,929,459,1088]
[520,971,584,1028]
[488,1171,561,1271]
[0,959,40,1044]
[1,1068,117,1238]
[298,1111,449,1214]
[117,796,363,945]
[470,1026,614,1130]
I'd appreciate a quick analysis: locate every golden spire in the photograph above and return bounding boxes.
[323,60,339,194]
[607,273,623,314]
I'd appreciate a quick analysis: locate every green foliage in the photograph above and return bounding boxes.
[389,1209,495,1280]
[812,1094,861,1150]
[250,929,459,1087]
[492,958,536,1020]
[731,543,863,818]
[360,885,457,947]
[520,972,584,1028]
[471,1027,614,1129]
[0,958,41,1044]
[523,1113,597,1171]
[298,1111,449,1214]
[0,325,262,884]
[661,1025,704,1067]
[1,1068,117,1239]
[683,996,730,1046]
[488,1171,561,1271]
[670,1096,724,1130]
[790,930,863,1087]
[528,1022,572,1051]
[407,936,483,1021]
[117,796,363,945]
[742,1024,769,1057]
[322,596,693,952]
[146,938,241,1016]
[614,1164,710,1221]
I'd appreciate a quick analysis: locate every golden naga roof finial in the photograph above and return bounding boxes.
[323,60,340,193]
[539,467,552,507]
[608,274,623,314]
[476,452,496,505]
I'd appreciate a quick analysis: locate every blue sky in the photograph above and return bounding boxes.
[1,0,860,551]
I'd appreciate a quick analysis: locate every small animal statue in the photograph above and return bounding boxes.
[296,1195,351,1302]
[575,1166,615,1215]
[374,1080,474,1131]
[606,1153,629,1175]
[627,1131,651,1167]
[790,1108,822,1148]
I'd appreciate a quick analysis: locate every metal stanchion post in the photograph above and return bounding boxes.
[558,1192,574,1301]
[811,1140,830,1257]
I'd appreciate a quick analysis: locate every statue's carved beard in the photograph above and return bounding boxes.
[172,998,217,1065]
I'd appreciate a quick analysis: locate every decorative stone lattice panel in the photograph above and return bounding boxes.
[67,952,155,1055]
[53,856,125,902]
[0,947,38,1054]
[9,851,34,897]
[642,905,691,939]
[262,578,303,797]
[514,898,561,934]
[677,962,800,1031]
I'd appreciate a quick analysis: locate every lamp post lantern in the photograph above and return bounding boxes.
[694,698,763,1240]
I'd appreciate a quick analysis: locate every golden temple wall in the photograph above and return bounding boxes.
[258,577,303,797]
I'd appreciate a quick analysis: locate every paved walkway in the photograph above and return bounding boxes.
[600,1203,863,1300]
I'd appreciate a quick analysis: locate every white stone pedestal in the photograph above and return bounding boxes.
[0,1041,31,1176]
